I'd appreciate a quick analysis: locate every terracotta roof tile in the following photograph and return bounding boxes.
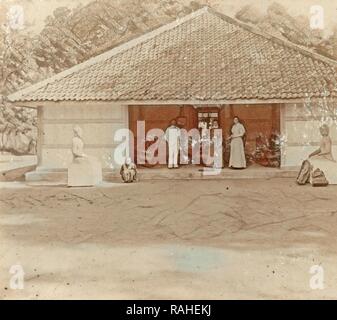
[8,7,337,102]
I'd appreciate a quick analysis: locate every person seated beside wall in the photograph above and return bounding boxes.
[308,124,337,185]
[120,157,137,183]
[297,124,337,185]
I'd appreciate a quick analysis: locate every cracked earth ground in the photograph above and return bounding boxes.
[1,178,337,299]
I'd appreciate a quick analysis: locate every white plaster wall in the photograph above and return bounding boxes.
[281,103,337,168]
[39,103,128,170]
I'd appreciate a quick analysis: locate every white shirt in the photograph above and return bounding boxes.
[165,125,181,144]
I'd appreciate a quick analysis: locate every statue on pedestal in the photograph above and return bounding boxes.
[297,124,337,185]
[67,125,102,187]
[308,124,337,185]
[309,124,335,161]
[120,157,137,183]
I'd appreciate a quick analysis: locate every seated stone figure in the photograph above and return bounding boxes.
[308,124,337,185]
[68,126,102,187]
[120,157,137,183]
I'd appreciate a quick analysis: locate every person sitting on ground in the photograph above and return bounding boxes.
[297,124,337,185]
[120,157,137,183]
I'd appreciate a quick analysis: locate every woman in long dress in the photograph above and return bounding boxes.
[228,117,246,169]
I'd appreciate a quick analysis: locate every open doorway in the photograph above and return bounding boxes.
[221,104,281,168]
[128,104,281,168]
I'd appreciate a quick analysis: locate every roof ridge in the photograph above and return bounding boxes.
[208,7,337,68]
[8,6,210,102]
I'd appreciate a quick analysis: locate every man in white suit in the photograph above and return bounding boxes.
[165,119,181,169]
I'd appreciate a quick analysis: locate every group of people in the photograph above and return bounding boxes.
[119,116,247,183]
[164,117,247,169]
[122,119,337,186]
[72,116,336,186]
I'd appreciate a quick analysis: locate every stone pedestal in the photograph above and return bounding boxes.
[68,157,102,187]
[309,158,337,185]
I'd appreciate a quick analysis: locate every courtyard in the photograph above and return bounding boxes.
[1,178,337,299]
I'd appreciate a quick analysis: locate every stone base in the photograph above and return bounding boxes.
[68,157,102,187]
[26,168,67,183]
[25,165,298,185]
[309,158,337,185]
[0,155,37,181]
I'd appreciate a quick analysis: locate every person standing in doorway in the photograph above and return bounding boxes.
[165,119,181,169]
[228,116,246,169]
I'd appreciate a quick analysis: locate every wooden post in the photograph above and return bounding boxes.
[37,105,43,167]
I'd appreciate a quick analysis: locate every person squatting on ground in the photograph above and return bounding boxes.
[120,157,138,183]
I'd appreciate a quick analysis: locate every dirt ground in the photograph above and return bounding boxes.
[1,178,337,299]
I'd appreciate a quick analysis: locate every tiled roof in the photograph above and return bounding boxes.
[8,6,337,102]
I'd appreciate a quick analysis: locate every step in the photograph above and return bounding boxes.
[0,155,37,181]
[25,167,298,185]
